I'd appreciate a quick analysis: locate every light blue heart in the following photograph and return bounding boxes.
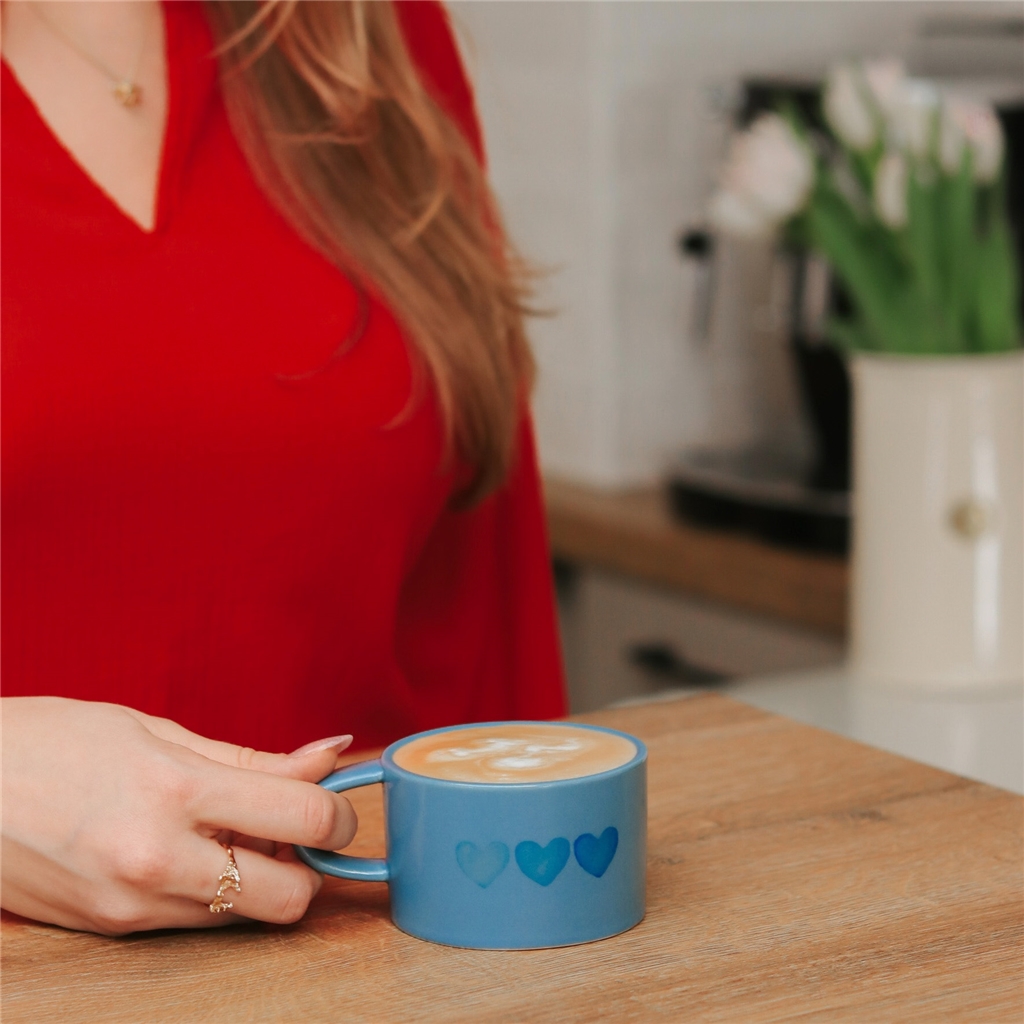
[456,841,509,888]
[574,827,618,878]
[515,838,571,887]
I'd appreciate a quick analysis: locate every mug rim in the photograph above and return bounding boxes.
[381,720,647,789]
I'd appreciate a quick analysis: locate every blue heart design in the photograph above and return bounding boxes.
[456,841,509,888]
[574,827,619,878]
[515,838,571,886]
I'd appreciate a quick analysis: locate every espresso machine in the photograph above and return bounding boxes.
[669,80,851,555]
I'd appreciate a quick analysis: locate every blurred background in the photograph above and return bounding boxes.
[451,1,1024,792]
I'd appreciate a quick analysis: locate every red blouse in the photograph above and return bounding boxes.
[1,1,566,753]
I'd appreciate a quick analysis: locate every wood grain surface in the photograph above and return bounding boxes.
[544,477,848,637]
[3,695,1021,1023]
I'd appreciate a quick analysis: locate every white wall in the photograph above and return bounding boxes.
[452,1,1023,486]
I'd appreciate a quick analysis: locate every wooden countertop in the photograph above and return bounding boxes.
[3,695,1021,1023]
[545,477,849,636]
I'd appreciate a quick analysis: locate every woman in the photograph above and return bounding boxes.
[1,0,566,934]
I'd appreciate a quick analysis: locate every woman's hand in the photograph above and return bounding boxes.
[1,697,357,935]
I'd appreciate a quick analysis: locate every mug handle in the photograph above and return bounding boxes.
[293,760,390,882]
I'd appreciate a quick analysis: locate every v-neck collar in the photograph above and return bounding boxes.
[155,0,218,235]
[1,0,219,238]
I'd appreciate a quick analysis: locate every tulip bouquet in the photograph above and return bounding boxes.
[709,60,1022,354]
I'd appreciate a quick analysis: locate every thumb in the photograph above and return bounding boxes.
[124,708,352,781]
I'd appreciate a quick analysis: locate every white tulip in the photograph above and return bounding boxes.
[939,98,1004,183]
[709,114,814,238]
[888,80,939,160]
[824,63,876,151]
[862,58,906,118]
[873,152,909,228]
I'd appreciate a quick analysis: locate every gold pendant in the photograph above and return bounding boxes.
[113,81,142,108]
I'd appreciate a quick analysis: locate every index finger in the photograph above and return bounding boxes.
[193,762,358,852]
[124,707,352,781]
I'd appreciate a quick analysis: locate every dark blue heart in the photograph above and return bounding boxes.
[574,827,619,878]
[515,838,571,886]
[456,841,509,888]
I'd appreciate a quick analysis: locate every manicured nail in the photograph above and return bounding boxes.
[289,735,353,757]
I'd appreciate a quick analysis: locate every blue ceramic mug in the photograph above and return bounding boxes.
[295,721,647,949]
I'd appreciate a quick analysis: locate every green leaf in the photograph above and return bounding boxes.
[805,177,930,352]
[906,173,940,310]
[975,217,1023,352]
[936,152,977,350]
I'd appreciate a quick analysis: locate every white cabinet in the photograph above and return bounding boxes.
[557,566,844,712]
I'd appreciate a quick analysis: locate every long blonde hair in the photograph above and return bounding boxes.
[204,0,534,502]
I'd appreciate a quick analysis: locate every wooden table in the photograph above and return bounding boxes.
[3,696,1021,1023]
[545,477,848,637]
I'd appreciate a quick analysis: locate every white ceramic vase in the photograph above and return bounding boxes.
[849,350,1024,688]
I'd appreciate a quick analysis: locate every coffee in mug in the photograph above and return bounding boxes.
[296,721,647,949]
[392,723,637,783]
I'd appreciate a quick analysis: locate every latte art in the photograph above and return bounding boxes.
[393,724,636,783]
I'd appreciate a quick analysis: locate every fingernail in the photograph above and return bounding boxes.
[289,735,353,757]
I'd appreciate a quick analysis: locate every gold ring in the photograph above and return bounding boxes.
[209,845,241,913]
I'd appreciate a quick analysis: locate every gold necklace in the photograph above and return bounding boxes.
[28,3,149,108]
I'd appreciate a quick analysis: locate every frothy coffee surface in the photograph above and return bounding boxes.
[393,724,637,783]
